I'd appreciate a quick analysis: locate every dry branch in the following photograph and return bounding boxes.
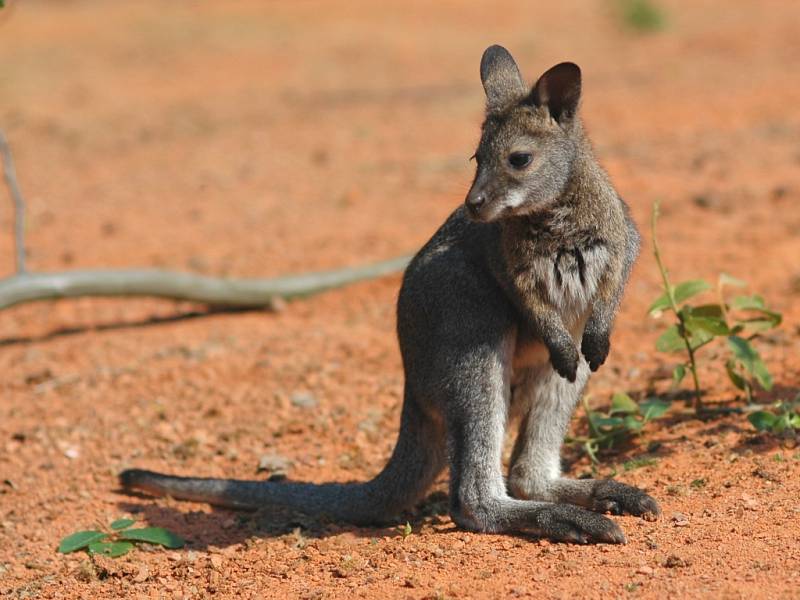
[0,258,411,310]
[0,129,410,312]
[0,130,26,273]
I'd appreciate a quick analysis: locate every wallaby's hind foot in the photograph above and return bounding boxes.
[451,497,626,545]
[585,479,661,520]
[530,503,627,544]
[508,475,661,522]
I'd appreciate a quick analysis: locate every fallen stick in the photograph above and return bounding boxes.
[0,130,26,273]
[0,256,411,311]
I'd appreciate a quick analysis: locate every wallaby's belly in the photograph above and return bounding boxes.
[512,331,549,372]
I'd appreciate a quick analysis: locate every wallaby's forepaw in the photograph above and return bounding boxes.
[581,330,610,372]
[532,504,627,544]
[549,341,579,382]
[590,479,661,521]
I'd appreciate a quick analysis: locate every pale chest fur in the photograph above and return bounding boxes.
[531,242,610,319]
[511,242,611,374]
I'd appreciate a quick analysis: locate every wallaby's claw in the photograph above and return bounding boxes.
[532,504,627,545]
[581,330,610,372]
[590,480,661,520]
[549,342,579,382]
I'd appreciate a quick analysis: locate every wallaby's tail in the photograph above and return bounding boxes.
[120,394,445,525]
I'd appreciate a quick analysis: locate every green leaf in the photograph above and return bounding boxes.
[623,415,644,431]
[689,304,725,318]
[610,392,638,415]
[687,326,715,351]
[640,399,670,421]
[731,295,765,310]
[119,527,184,549]
[725,359,746,391]
[110,518,135,531]
[776,415,791,433]
[88,541,134,558]
[58,530,108,554]
[684,315,729,336]
[728,336,773,390]
[592,416,626,429]
[656,325,685,352]
[672,364,686,387]
[730,295,782,328]
[648,292,672,315]
[719,273,747,288]
[738,318,781,333]
[673,280,711,305]
[748,411,777,432]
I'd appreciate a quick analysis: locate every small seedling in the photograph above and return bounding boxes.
[400,521,412,540]
[570,392,670,463]
[57,518,184,558]
[748,399,800,435]
[622,456,658,471]
[649,201,781,412]
[617,0,665,32]
[690,478,707,489]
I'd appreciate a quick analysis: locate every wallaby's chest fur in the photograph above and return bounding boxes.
[506,208,613,323]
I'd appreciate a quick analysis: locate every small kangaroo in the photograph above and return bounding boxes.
[121,45,660,544]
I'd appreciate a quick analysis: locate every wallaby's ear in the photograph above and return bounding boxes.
[480,45,526,112]
[528,62,582,124]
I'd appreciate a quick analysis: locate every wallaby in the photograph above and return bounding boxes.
[121,45,660,544]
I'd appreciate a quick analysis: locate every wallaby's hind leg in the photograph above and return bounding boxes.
[368,387,448,519]
[508,363,660,520]
[445,345,625,544]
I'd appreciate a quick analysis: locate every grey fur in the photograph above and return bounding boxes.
[120,45,660,544]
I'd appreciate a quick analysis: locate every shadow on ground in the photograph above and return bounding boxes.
[116,488,452,551]
[0,306,264,347]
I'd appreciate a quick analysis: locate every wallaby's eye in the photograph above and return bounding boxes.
[508,152,533,170]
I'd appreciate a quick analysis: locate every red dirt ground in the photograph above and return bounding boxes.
[1,1,799,598]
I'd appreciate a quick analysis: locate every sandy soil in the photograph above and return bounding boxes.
[1,1,800,598]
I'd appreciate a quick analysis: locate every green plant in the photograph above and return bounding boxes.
[622,456,658,471]
[649,201,781,411]
[399,521,412,540]
[57,518,184,558]
[570,392,670,463]
[617,0,665,32]
[748,400,800,434]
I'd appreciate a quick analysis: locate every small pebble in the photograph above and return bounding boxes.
[671,512,690,527]
[290,392,318,409]
[257,453,292,474]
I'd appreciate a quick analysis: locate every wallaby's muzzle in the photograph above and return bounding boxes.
[465,188,487,219]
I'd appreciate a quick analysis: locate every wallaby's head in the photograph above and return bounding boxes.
[465,45,583,222]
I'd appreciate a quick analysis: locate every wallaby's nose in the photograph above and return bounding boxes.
[466,192,486,215]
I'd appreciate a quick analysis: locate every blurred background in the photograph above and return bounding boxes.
[2,2,800,597]
[1,0,798,287]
